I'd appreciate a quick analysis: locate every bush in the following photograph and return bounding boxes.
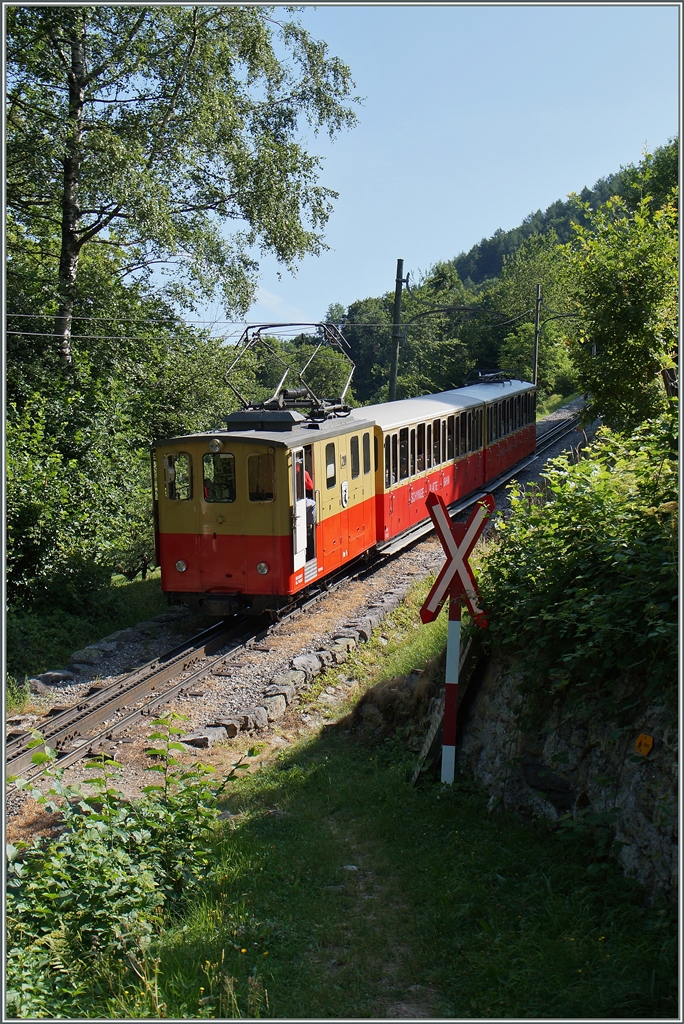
[5,715,245,1018]
[478,409,678,724]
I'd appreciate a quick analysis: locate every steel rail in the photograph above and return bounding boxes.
[7,542,395,781]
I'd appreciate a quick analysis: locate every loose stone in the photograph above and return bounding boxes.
[181,726,228,748]
[261,694,287,721]
[291,653,323,679]
[264,682,295,705]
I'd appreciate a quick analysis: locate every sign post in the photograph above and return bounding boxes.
[420,492,495,784]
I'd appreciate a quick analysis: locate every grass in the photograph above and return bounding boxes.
[78,582,675,1019]
[6,570,169,711]
[537,390,581,419]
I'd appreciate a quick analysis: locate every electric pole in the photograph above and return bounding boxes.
[532,284,542,386]
[389,258,408,402]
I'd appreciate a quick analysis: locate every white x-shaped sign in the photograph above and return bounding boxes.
[420,492,495,626]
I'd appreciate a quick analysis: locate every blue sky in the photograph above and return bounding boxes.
[202,3,679,334]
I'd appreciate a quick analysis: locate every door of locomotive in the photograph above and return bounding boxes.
[292,447,308,572]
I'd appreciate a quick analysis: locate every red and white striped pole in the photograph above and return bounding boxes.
[441,595,461,784]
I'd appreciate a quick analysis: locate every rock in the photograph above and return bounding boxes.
[69,648,104,665]
[68,663,95,675]
[315,649,335,667]
[94,641,118,654]
[35,670,75,686]
[181,726,227,748]
[28,678,51,694]
[364,607,386,629]
[261,694,287,721]
[352,617,374,642]
[106,628,141,643]
[134,621,158,634]
[292,653,322,680]
[210,718,241,738]
[332,636,356,653]
[329,644,349,665]
[333,629,360,643]
[270,669,306,692]
[237,706,269,731]
[343,864,359,871]
[264,682,295,705]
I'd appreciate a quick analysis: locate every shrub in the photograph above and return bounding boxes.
[478,409,677,724]
[5,715,245,1018]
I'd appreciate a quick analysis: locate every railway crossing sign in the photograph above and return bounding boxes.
[420,492,496,784]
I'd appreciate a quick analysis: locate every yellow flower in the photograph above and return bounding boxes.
[241,948,247,954]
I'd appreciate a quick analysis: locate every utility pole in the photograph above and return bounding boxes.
[532,284,542,386]
[389,258,408,402]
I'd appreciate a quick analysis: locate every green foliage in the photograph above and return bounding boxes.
[562,192,678,431]
[479,412,678,723]
[6,5,359,320]
[5,714,244,1019]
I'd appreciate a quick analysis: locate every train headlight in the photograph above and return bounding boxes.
[175,559,188,572]
[208,438,223,453]
[256,562,269,575]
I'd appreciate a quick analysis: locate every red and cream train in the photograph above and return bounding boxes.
[152,379,536,617]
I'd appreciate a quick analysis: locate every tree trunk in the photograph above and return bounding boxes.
[54,17,86,367]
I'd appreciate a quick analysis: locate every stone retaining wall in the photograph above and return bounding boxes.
[457,659,678,903]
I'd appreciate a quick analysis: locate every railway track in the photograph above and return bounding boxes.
[7,409,582,783]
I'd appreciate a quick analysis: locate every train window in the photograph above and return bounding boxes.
[391,433,398,484]
[432,419,441,465]
[460,413,467,455]
[294,450,305,501]
[476,409,482,448]
[532,391,537,419]
[410,428,416,475]
[498,402,505,437]
[165,453,192,501]
[442,420,447,463]
[363,432,371,474]
[507,398,512,434]
[446,417,454,460]
[203,453,235,503]
[374,434,378,473]
[248,453,275,502]
[417,423,425,472]
[426,424,432,469]
[350,435,360,479]
[325,443,336,489]
[515,395,520,430]
[466,412,472,452]
[399,428,409,479]
[384,435,391,488]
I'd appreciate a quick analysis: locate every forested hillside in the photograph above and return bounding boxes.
[327,139,677,408]
[453,140,678,286]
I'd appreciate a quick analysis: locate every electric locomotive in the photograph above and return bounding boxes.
[151,324,536,617]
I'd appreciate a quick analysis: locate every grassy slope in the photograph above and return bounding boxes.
[105,585,676,1020]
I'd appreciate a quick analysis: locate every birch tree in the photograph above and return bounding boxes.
[6,5,358,365]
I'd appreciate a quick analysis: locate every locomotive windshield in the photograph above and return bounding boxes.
[202,453,236,502]
[248,453,275,502]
